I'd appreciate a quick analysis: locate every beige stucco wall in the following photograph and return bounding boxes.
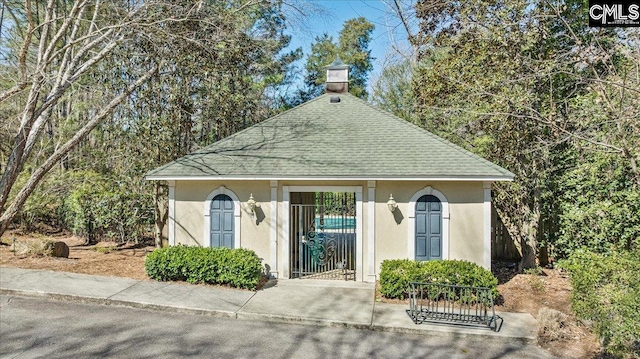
[374,181,485,275]
[172,179,487,281]
[173,181,272,268]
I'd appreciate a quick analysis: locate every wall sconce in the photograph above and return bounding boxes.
[387,194,398,212]
[247,193,256,217]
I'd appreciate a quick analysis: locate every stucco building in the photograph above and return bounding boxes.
[146,62,514,282]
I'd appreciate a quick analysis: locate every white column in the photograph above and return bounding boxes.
[356,187,364,282]
[483,181,492,269]
[281,186,290,278]
[270,180,278,278]
[367,181,376,283]
[168,181,176,246]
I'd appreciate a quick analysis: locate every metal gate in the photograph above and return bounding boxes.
[290,192,356,280]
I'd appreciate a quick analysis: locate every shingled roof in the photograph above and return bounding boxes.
[146,93,514,181]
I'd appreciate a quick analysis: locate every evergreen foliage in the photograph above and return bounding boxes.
[410,0,640,267]
[371,60,416,122]
[379,259,498,299]
[61,173,153,243]
[557,153,640,257]
[293,17,375,104]
[561,250,640,357]
[145,246,263,290]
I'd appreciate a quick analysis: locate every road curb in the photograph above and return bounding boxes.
[235,311,372,330]
[1,288,536,345]
[367,324,536,344]
[0,288,237,319]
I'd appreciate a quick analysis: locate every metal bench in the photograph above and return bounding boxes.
[407,281,503,332]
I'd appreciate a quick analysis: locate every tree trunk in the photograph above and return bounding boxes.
[518,234,538,271]
[0,76,44,212]
[154,182,168,248]
[0,66,157,238]
[493,197,541,271]
[517,201,541,271]
[538,246,549,267]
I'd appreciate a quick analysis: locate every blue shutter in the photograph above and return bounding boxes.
[415,195,442,261]
[210,194,235,248]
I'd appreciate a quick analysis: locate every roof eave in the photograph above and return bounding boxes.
[145,174,514,182]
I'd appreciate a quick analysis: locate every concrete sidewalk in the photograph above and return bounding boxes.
[0,267,538,343]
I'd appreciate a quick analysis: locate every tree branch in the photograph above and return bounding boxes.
[0,64,159,236]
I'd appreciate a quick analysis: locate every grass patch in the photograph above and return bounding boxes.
[94,246,114,254]
[537,307,571,344]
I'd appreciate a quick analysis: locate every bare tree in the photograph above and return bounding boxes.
[0,0,264,237]
[381,0,419,63]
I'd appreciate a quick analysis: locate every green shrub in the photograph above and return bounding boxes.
[556,153,640,258]
[144,246,262,290]
[560,249,640,358]
[14,170,93,230]
[62,176,153,243]
[379,259,422,299]
[379,259,498,299]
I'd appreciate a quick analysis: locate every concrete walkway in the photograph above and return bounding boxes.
[0,267,538,343]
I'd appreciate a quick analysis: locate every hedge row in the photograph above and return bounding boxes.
[379,259,499,299]
[561,249,640,358]
[145,246,262,290]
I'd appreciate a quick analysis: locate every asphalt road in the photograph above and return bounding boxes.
[0,295,553,359]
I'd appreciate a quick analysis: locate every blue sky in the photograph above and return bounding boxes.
[284,0,416,91]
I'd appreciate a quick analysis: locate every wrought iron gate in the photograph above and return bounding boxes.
[290,192,356,280]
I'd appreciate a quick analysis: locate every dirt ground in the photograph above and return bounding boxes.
[0,230,150,280]
[1,229,601,358]
[492,263,601,358]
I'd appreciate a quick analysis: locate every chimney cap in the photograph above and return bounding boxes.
[325,56,349,70]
